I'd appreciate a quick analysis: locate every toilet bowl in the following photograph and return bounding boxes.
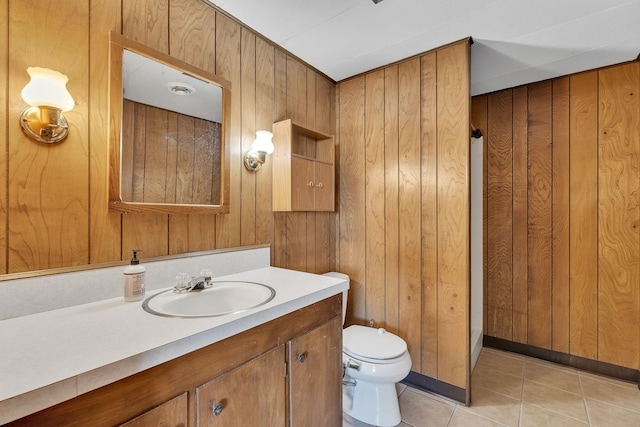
[323,272,412,427]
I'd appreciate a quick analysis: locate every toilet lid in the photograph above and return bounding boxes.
[343,325,407,360]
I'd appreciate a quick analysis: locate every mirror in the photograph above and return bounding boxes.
[108,32,230,214]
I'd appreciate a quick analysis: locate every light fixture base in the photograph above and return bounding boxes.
[244,150,267,171]
[20,106,69,144]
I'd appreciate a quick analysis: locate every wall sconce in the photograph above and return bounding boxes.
[244,130,274,171]
[20,67,75,144]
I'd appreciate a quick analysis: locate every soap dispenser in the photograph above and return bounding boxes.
[124,249,146,302]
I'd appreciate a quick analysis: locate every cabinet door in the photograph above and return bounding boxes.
[288,316,342,427]
[291,156,315,210]
[196,345,286,427]
[313,162,334,211]
[118,392,187,427]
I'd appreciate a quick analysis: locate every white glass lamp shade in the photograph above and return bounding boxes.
[251,130,274,154]
[21,67,75,112]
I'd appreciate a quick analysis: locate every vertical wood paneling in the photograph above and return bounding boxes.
[122,0,168,53]
[486,90,513,339]
[364,70,386,325]
[384,66,400,334]
[421,53,438,377]
[306,71,317,273]
[89,0,121,264]
[552,77,570,353]
[482,61,640,371]
[597,63,639,368]
[8,0,90,272]
[240,29,256,246]
[512,87,528,343]
[122,0,170,258]
[3,0,336,284]
[527,81,553,348]
[339,76,366,325]
[215,13,241,249]
[255,37,275,249]
[168,0,216,254]
[273,50,287,268]
[436,43,469,388]
[398,58,422,371]
[285,57,308,272]
[314,76,336,274]
[569,71,599,359]
[0,0,6,272]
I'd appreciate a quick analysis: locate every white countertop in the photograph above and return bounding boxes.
[0,267,348,424]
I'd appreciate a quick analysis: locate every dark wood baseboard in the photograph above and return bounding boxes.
[484,335,639,386]
[402,371,466,404]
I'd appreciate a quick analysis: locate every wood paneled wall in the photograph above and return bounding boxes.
[337,40,471,390]
[474,61,640,370]
[2,0,335,274]
[121,100,222,205]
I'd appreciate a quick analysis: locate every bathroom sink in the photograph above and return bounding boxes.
[142,281,276,318]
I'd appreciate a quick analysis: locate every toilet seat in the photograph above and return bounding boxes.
[343,325,407,364]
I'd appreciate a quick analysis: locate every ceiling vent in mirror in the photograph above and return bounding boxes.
[167,82,196,96]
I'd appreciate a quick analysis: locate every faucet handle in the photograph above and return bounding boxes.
[199,269,213,288]
[174,272,191,293]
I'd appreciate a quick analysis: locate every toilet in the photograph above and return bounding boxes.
[323,272,412,427]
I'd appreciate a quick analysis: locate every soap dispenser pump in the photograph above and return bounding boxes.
[124,249,146,302]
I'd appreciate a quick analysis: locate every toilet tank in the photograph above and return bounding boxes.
[322,272,350,326]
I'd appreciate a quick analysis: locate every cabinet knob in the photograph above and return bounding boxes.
[307,181,314,187]
[297,352,307,363]
[212,402,224,416]
[315,182,324,189]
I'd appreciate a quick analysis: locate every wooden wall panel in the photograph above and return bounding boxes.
[240,29,257,246]
[526,81,553,349]
[168,0,216,254]
[569,71,598,359]
[436,42,469,389]
[339,77,366,325]
[486,90,513,340]
[512,86,528,343]
[479,61,640,371]
[89,0,122,263]
[2,0,336,278]
[364,70,386,326]
[8,0,90,272]
[255,38,275,249]
[597,63,639,368]
[421,53,438,377]
[214,13,241,250]
[336,40,471,393]
[0,0,6,272]
[384,66,400,335]
[398,58,422,372]
[121,0,171,258]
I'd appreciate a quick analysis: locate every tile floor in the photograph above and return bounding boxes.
[343,347,640,427]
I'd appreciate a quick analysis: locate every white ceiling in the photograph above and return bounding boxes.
[208,0,640,95]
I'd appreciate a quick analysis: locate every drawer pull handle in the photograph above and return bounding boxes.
[212,402,224,416]
[297,352,307,363]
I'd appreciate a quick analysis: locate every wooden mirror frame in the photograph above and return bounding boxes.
[108,32,231,214]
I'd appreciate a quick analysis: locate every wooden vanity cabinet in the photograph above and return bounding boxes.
[4,295,342,427]
[288,316,342,427]
[272,119,335,212]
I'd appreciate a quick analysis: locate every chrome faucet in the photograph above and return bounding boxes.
[173,270,213,293]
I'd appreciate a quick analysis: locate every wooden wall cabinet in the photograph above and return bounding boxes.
[272,119,335,212]
[6,296,342,427]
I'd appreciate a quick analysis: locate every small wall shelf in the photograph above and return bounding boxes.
[272,119,335,212]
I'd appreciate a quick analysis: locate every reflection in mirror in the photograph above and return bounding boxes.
[109,32,230,214]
